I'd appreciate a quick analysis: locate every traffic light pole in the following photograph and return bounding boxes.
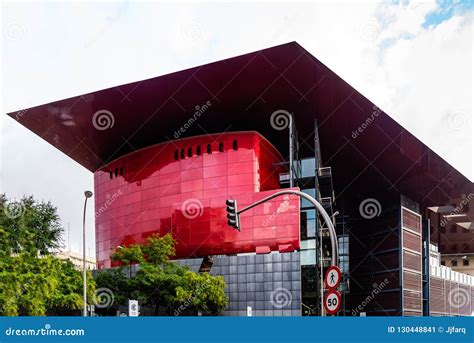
[235,190,339,266]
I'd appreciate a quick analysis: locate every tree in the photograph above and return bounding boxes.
[0,194,95,316]
[97,233,228,315]
[0,251,95,316]
[93,268,130,309]
[0,194,63,254]
[46,259,95,315]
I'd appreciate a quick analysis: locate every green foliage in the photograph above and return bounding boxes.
[174,268,228,315]
[0,194,94,316]
[0,194,63,254]
[0,252,95,316]
[100,234,228,315]
[93,268,129,306]
[111,244,144,266]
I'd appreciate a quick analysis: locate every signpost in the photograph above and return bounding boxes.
[128,300,139,317]
[324,265,342,315]
[324,290,341,315]
[324,265,342,290]
[226,190,340,317]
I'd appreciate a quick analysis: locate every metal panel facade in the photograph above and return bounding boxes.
[94,132,300,268]
[401,207,423,316]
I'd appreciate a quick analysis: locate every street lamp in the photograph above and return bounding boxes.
[83,190,93,317]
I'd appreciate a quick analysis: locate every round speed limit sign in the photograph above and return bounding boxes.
[324,290,341,315]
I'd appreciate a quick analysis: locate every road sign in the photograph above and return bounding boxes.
[324,290,341,315]
[128,299,139,317]
[324,265,342,290]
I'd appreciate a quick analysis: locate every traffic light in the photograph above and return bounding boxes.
[226,199,240,231]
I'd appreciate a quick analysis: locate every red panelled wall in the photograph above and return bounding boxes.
[94,131,300,269]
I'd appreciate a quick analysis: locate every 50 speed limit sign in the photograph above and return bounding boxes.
[324,289,341,315]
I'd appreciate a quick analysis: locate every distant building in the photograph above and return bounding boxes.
[429,243,474,316]
[440,253,474,276]
[56,250,96,270]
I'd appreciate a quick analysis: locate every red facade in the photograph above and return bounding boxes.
[94,131,300,269]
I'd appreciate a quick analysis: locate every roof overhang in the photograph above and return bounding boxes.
[7,42,473,207]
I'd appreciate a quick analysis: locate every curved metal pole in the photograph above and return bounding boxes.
[288,114,293,188]
[237,190,339,266]
[83,197,88,317]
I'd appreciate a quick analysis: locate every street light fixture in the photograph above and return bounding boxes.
[83,190,93,317]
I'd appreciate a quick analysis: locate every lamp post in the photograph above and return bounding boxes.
[83,190,93,317]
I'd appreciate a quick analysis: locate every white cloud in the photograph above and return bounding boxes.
[1,1,472,255]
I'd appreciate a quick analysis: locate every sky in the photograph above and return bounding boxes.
[1,0,473,257]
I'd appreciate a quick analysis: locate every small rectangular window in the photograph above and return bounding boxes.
[451,259,457,267]
[219,142,224,152]
[180,149,185,159]
[207,144,212,154]
[188,147,193,157]
[196,146,201,156]
[463,259,469,266]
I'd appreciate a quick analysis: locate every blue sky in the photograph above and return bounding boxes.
[423,0,474,28]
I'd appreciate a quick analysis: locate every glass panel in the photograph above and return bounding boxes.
[306,218,316,238]
[300,249,316,265]
[302,209,316,220]
[301,239,316,250]
[301,188,316,208]
[300,158,316,178]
